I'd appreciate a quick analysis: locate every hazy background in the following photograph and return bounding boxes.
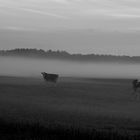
[1,56,140,79]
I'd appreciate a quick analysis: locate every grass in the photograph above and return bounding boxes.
[0,76,140,139]
[0,118,140,140]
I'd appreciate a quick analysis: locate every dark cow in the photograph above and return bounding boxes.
[41,72,59,83]
[132,79,140,92]
[132,79,140,100]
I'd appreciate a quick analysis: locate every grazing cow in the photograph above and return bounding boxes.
[41,72,59,83]
[132,79,140,99]
[132,79,140,92]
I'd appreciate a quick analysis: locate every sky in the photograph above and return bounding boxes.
[0,0,140,56]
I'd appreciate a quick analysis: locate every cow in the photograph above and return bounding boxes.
[41,72,59,83]
[132,79,140,92]
[132,79,140,100]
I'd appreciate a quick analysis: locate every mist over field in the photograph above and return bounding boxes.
[0,56,140,79]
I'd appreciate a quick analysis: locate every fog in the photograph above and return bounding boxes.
[1,57,140,79]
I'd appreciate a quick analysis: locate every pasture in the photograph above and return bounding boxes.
[0,76,140,139]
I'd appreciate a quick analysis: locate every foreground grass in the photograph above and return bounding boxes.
[0,119,140,140]
[0,76,140,139]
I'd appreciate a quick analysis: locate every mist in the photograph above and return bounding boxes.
[1,56,140,79]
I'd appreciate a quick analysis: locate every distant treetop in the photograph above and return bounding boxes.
[0,48,139,63]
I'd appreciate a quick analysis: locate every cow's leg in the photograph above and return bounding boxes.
[132,87,136,96]
[134,89,140,101]
[136,92,139,100]
[132,87,137,100]
[53,80,57,87]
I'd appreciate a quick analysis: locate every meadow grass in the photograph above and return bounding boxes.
[0,76,140,139]
[0,118,140,140]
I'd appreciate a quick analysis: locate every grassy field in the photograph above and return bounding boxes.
[0,76,140,139]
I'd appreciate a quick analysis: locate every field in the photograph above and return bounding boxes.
[0,76,140,139]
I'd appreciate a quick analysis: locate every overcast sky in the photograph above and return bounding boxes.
[0,0,140,55]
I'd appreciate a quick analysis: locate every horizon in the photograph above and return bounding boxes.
[0,47,136,57]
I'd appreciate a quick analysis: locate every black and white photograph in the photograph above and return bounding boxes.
[0,0,140,139]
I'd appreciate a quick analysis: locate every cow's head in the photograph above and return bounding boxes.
[41,72,47,77]
[41,72,45,75]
